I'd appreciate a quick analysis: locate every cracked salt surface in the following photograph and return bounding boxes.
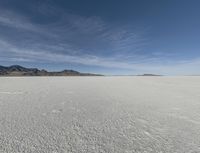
[0,76,200,153]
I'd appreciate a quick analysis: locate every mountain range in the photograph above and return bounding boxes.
[0,65,102,76]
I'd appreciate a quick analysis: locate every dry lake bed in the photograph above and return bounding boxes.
[0,77,200,153]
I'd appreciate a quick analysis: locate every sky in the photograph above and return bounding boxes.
[0,0,200,75]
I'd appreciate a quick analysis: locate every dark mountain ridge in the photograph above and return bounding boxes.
[0,65,102,76]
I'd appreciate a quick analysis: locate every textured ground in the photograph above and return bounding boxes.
[0,77,200,153]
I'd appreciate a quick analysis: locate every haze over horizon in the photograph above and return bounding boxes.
[0,0,200,75]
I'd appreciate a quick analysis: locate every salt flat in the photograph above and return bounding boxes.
[0,77,200,153]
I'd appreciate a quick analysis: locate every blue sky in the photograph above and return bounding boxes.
[0,0,200,75]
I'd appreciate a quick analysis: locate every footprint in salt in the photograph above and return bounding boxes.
[171,107,181,111]
[144,131,151,136]
[66,91,74,95]
[52,109,63,114]
[61,102,66,105]
[137,118,148,124]
[42,113,47,116]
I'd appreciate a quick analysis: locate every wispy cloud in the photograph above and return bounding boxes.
[1,39,200,75]
[0,12,35,31]
[0,7,146,55]
[0,6,199,75]
[0,9,57,38]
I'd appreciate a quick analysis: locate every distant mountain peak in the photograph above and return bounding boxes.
[0,65,102,76]
[138,74,162,76]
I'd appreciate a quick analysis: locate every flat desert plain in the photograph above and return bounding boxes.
[0,77,200,153]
